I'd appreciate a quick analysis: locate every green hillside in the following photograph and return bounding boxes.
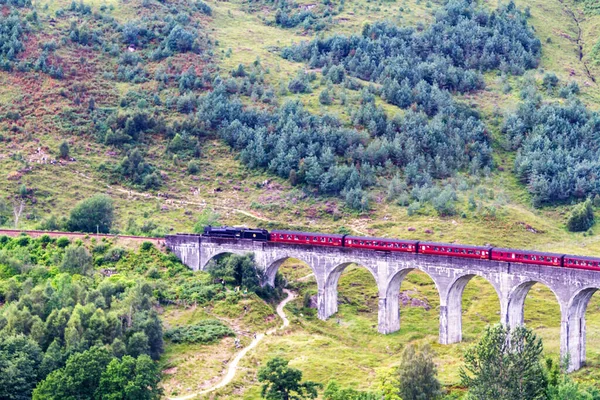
[3,0,600,397]
[1,0,600,257]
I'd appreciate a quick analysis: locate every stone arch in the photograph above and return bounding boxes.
[263,255,317,287]
[442,274,502,344]
[320,261,379,322]
[200,249,251,271]
[507,279,562,328]
[381,267,441,335]
[564,286,599,371]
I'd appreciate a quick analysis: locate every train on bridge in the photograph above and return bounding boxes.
[203,226,600,272]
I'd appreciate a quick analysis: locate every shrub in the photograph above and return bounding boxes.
[432,188,457,216]
[288,72,311,93]
[141,241,154,251]
[543,72,559,90]
[164,320,233,344]
[68,194,115,233]
[187,160,200,175]
[61,245,93,275]
[56,236,70,248]
[567,199,595,232]
[15,235,30,246]
[38,234,51,244]
[195,0,212,15]
[319,89,332,105]
[59,141,70,159]
[104,247,125,263]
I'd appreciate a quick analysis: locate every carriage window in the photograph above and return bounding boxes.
[524,255,529,260]
[455,249,460,253]
[468,250,473,254]
[461,249,466,254]
[328,238,333,243]
[360,241,364,245]
[434,247,439,251]
[294,236,299,240]
[476,251,480,255]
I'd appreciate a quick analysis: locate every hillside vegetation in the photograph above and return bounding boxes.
[3,0,600,397]
[0,0,600,258]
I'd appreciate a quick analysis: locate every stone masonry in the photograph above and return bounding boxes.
[166,234,600,372]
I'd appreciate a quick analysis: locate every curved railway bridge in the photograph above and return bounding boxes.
[167,233,600,372]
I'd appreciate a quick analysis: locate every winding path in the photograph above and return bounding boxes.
[169,289,296,400]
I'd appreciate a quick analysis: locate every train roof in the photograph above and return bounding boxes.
[419,241,491,250]
[492,247,564,258]
[563,254,600,262]
[270,229,344,238]
[345,235,419,244]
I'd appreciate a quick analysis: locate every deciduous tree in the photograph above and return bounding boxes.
[397,344,442,400]
[258,357,320,400]
[96,355,163,400]
[67,194,114,233]
[460,324,547,400]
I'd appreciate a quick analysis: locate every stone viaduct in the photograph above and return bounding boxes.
[166,234,600,372]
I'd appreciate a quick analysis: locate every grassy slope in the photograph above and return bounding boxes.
[169,261,600,399]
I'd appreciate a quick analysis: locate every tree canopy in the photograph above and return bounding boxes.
[397,345,442,400]
[258,357,320,400]
[67,194,115,233]
[460,324,547,400]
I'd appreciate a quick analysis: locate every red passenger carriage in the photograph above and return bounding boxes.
[563,255,600,271]
[491,248,562,267]
[344,236,418,252]
[418,242,491,259]
[269,230,344,246]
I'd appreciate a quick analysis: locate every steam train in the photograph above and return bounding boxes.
[202,226,600,272]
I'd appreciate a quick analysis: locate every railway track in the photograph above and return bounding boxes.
[0,229,164,245]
